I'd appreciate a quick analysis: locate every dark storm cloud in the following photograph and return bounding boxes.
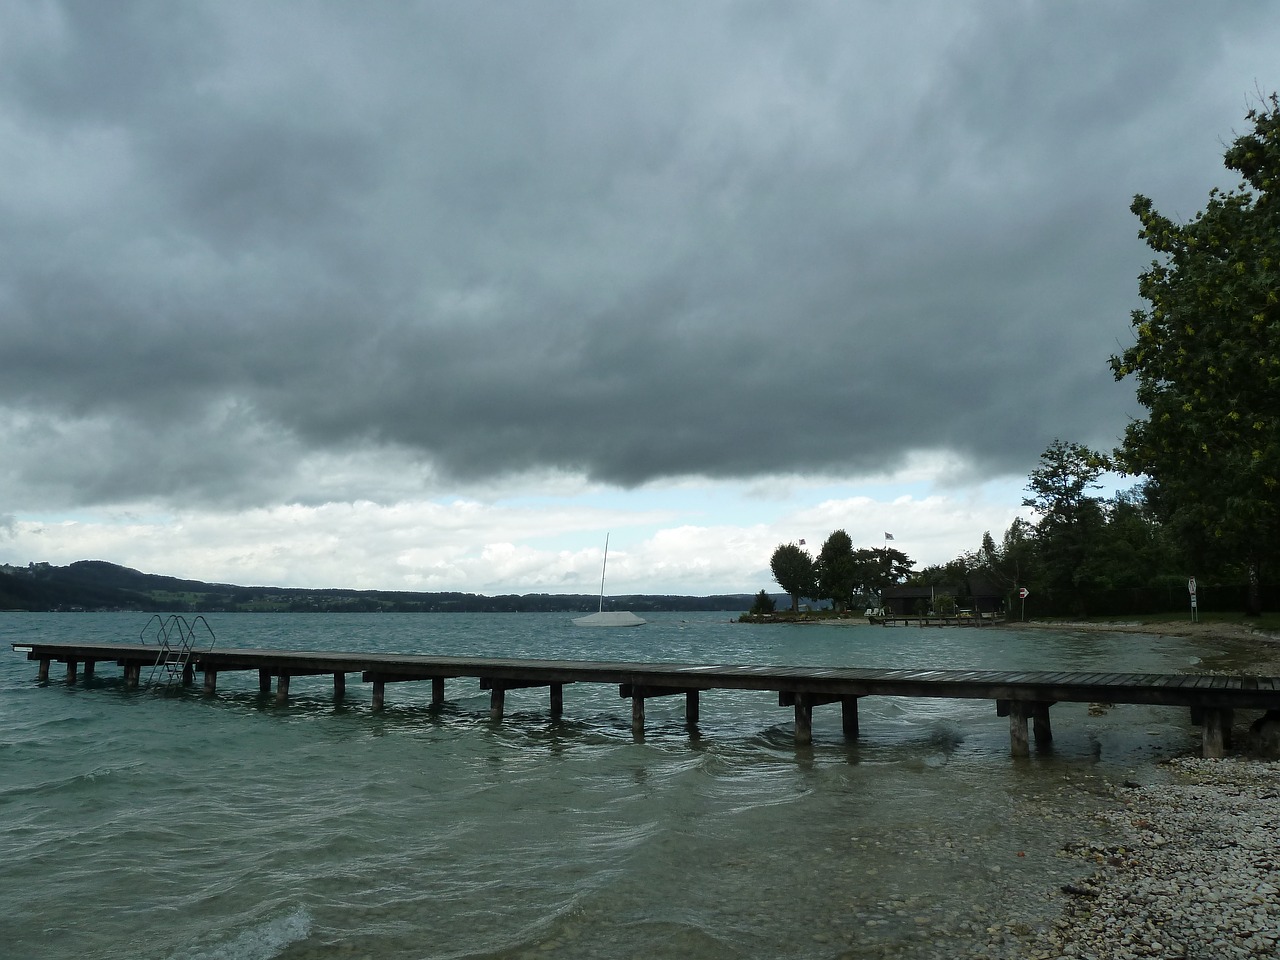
[1,1,1275,508]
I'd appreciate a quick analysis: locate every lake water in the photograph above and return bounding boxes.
[0,612,1248,959]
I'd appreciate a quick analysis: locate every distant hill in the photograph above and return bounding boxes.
[0,560,769,614]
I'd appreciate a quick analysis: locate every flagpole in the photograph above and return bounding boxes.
[881,531,894,613]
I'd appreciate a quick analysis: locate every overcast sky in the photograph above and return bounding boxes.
[1,1,1276,597]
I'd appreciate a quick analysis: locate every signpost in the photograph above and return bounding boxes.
[1188,576,1198,623]
[1018,586,1029,622]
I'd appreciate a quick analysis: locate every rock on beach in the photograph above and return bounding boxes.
[1018,758,1279,959]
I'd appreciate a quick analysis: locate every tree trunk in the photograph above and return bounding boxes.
[1246,558,1262,617]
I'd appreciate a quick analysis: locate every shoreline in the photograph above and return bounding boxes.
[1013,617,1280,646]
[1014,616,1280,677]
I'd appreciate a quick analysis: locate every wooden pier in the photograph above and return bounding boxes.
[13,640,1280,758]
[868,614,1004,627]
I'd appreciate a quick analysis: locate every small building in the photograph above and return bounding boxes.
[882,575,1006,616]
[882,584,959,616]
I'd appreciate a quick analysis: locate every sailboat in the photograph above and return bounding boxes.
[572,534,646,626]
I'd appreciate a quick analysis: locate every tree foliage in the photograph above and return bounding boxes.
[767,534,912,614]
[770,542,815,612]
[851,546,914,604]
[1110,95,1280,614]
[749,589,776,616]
[815,529,857,610]
[919,447,1183,617]
[1023,439,1109,601]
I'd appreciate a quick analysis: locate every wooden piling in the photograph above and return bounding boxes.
[1032,702,1053,746]
[38,659,50,682]
[372,678,385,710]
[551,683,564,718]
[1202,708,1233,758]
[124,663,140,689]
[275,673,290,705]
[66,660,77,684]
[333,673,346,699]
[1008,701,1030,757]
[432,677,445,706]
[686,690,700,726]
[632,695,645,736]
[258,668,272,694]
[794,694,813,746]
[182,663,195,688]
[842,696,860,739]
[83,660,95,681]
[490,686,505,720]
[203,668,218,694]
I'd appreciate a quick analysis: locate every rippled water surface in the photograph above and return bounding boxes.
[0,612,1245,959]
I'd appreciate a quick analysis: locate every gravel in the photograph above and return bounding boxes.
[1009,758,1279,959]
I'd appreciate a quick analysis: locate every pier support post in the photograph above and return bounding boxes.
[1032,702,1053,746]
[275,673,290,705]
[1008,701,1030,757]
[432,677,445,707]
[124,663,140,689]
[66,660,78,685]
[259,669,272,695]
[631,695,645,737]
[841,696,860,739]
[83,660,95,681]
[334,673,346,699]
[372,679,385,710]
[182,663,195,688]
[490,686,505,721]
[686,691,700,727]
[550,683,564,719]
[38,659,49,682]
[1201,708,1233,758]
[794,694,813,746]
[203,668,218,694]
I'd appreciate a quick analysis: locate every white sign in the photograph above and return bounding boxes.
[1018,587,1029,599]
[1187,577,1197,596]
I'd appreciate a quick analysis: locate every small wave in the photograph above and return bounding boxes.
[169,908,312,960]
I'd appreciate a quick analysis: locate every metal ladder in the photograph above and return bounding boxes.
[141,614,216,688]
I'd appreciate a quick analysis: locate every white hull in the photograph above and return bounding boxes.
[571,611,646,627]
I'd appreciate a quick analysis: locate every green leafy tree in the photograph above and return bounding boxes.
[770,542,815,613]
[1110,96,1280,615]
[998,519,1038,588]
[1092,486,1181,591]
[851,546,914,606]
[749,590,776,616]
[1023,439,1109,609]
[815,529,857,611]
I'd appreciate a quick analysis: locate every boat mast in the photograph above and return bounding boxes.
[597,533,609,613]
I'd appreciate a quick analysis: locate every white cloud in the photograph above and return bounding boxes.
[1,471,1034,595]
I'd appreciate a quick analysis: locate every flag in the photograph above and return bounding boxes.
[884,532,895,541]
[798,539,805,545]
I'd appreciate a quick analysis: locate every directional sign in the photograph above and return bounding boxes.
[1018,587,1029,599]
[1187,577,1197,596]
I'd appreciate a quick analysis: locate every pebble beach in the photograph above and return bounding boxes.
[1005,758,1279,959]
[996,620,1280,959]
